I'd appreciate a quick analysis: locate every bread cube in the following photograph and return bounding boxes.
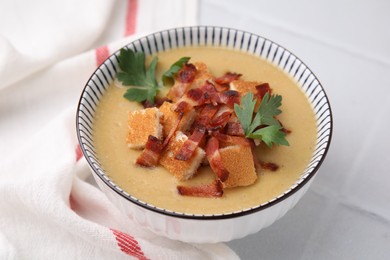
[219,145,257,188]
[158,101,196,137]
[126,107,163,149]
[160,131,205,181]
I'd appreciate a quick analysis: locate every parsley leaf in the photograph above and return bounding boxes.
[162,57,191,85]
[123,87,157,103]
[234,92,289,147]
[117,48,159,103]
[249,125,289,147]
[257,92,282,126]
[234,92,257,133]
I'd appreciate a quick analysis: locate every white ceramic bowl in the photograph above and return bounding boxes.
[76,26,332,243]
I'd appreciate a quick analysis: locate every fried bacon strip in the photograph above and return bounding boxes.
[173,81,218,112]
[218,90,240,108]
[135,136,164,167]
[173,88,204,113]
[260,162,279,171]
[209,106,232,130]
[215,72,242,85]
[177,63,197,83]
[212,132,250,146]
[174,126,206,161]
[173,81,240,113]
[175,105,219,161]
[192,104,220,128]
[255,83,271,100]
[177,180,223,197]
[206,136,229,181]
[163,112,184,147]
[136,112,184,167]
[225,121,245,136]
[167,63,197,101]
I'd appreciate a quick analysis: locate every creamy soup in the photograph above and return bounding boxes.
[93,46,317,214]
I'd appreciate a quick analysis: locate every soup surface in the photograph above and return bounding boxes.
[93,46,317,214]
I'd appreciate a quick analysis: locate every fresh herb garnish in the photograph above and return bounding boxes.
[162,57,191,85]
[234,92,289,147]
[117,48,159,103]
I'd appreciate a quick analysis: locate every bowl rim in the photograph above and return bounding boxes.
[76,25,333,220]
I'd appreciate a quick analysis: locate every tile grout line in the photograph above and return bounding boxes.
[205,1,390,68]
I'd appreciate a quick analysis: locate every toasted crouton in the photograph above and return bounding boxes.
[230,80,261,95]
[160,131,205,181]
[230,80,269,110]
[191,62,215,87]
[158,101,197,137]
[219,145,257,188]
[126,107,163,149]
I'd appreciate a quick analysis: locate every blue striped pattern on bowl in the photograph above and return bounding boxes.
[76,26,332,219]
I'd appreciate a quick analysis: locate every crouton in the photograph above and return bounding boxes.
[230,80,261,95]
[219,145,257,188]
[230,80,270,110]
[160,131,205,181]
[189,62,215,90]
[126,107,163,149]
[158,101,197,137]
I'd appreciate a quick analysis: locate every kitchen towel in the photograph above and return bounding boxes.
[0,0,239,259]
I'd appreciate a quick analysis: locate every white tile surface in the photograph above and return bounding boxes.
[200,0,390,258]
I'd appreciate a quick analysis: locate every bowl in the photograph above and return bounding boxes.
[76,26,332,243]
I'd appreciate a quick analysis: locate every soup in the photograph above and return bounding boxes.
[93,46,317,214]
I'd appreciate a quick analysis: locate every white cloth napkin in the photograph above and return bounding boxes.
[0,0,239,259]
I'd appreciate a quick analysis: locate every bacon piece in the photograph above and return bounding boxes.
[174,126,206,161]
[206,137,229,181]
[260,162,279,171]
[200,81,221,106]
[136,113,184,167]
[212,132,250,146]
[209,111,231,131]
[215,72,242,85]
[218,90,240,108]
[177,180,223,197]
[177,63,197,83]
[173,87,208,113]
[192,104,220,129]
[166,64,198,102]
[208,106,232,133]
[162,112,184,147]
[175,105,219,161]
[255,83,271,100]
[135,135,164,167]
[173,82,240,113]
[173,100,190,113]
[225,122,245,136]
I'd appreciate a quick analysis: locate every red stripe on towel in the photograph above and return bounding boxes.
[111,229,149,259]
[75,144,83,161]
[125,0,138,36]
[95,45,110,67]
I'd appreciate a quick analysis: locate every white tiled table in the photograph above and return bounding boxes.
[199,0,390,259]
[1,0,389,258]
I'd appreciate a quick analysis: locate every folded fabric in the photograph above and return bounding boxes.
[0,108,238,259]
[0,0,239,259]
